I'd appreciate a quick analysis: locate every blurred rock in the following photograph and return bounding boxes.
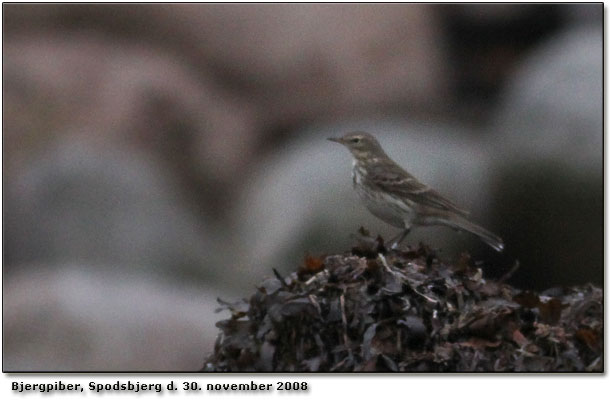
[3,3,449,139]
[230,120,502,285]
[490,26,602,289]
[2,33,256,213]
[3,267,222,371]
[4,138,220,284]
[494,27,602,170]
[438,4,567,121]
[560,3,603,26]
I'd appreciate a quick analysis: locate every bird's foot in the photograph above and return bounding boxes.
[388,228,411,250]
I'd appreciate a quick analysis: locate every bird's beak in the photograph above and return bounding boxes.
[327,137,341,143]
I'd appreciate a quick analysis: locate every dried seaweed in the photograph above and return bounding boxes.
[204,229,603,372]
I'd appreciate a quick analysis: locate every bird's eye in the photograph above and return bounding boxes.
[351,138,360,143]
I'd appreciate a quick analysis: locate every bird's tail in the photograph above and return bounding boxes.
[443,215,504,252]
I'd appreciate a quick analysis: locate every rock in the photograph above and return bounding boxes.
[2,33,256,209]
[3,267,223,371]
[489,26,603,289]
[3,4,448,140]
[493,26,602,171]
[4,138,219,284]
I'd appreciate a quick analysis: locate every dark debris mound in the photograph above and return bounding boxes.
[204,229,603,372]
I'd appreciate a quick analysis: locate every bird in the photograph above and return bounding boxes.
[328,131,504,252]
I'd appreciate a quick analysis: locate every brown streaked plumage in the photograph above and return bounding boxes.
[328,131,504,252]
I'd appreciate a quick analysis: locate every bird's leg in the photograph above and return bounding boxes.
[389,227,411,250]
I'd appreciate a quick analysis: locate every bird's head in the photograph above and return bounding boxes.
[327,131,387,161]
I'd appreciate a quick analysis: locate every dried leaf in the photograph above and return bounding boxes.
[205,230,602,372]
[458,338,502,349]
[512,329,529,348]
[513,291,541,308]
[302,254,325,273]
[575,328,600,350]
[538,298,566,325]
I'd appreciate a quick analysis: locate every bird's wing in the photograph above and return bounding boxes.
[367,162,470,216]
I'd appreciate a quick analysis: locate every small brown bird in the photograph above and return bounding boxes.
[328,131,504,252]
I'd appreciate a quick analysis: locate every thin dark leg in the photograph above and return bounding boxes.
[389,227,411,249]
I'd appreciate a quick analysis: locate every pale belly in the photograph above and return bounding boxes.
[352,166,414,229]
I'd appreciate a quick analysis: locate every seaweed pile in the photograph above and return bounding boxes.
[204,229,603,372]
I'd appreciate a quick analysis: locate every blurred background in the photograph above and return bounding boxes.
[2,4,602,371]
